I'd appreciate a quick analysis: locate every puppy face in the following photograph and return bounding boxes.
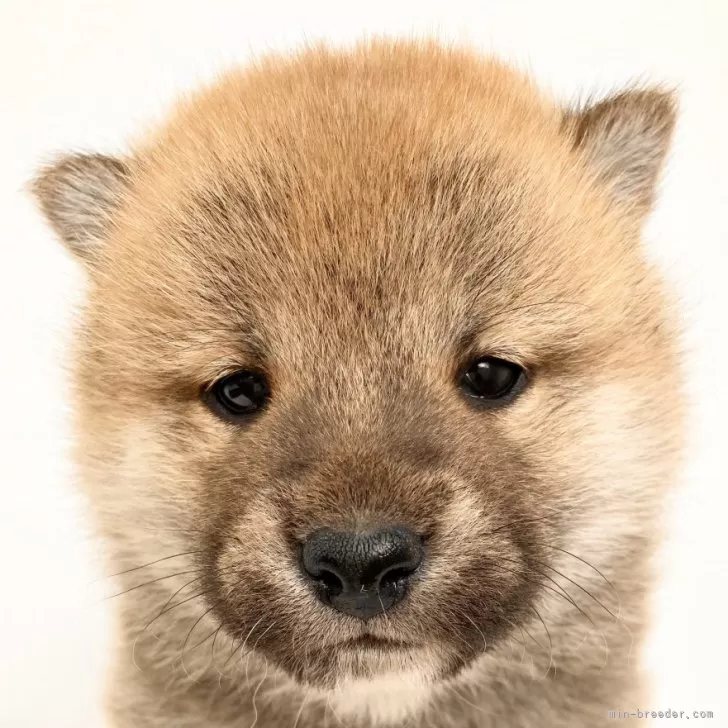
[34,43,682,700]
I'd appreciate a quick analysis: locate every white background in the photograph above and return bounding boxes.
[1,1,726,726]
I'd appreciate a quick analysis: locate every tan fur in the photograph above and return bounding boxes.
[32,41,684,727]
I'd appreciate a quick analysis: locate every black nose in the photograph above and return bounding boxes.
[301,526,424,620]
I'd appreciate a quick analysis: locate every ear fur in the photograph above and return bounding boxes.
[31,153,130,263]
[563,89,677,216]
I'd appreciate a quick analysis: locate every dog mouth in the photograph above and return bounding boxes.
[279,632,434,687]
[337,634,416,651]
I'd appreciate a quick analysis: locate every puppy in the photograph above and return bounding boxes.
[33,41,684,727]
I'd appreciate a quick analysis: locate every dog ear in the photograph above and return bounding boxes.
[31,153,130,265]
[563,89,677,218]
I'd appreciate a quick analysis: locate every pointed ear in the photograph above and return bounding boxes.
[31,153,130,264]
[563,88,677,217]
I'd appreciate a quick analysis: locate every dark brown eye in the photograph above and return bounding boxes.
[460,356,526,405]
[206,370,269,419]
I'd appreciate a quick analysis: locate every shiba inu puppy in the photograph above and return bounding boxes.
[33,41,683,727]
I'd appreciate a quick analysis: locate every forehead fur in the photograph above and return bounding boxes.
[84,42,666,390]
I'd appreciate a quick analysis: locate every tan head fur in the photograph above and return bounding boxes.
[33,41,683,727]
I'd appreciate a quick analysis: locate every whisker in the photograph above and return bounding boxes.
[210,624,224,668]
[132,584,217,672]
[521,619,547,652]
[129,572,208,671]
[375,586,392,626]
[529,605,554,678]
[103,569,199,601]
[143,587,217,637]
[244,620,278,684]
[179,645,197,683]
[181,602,220,656]
[249,658,269,728]
[544,545,622,614]
[325,693,345,727]
[221,627,246,673]
[503,617,528,664]
[448,684,488,715]
[531,559,617,619]
[291,691,310,728]
[156,575,206,616]
[103,550,202,580]
[152,561,242,615]
[230,615,264,674]
[490,560,595,627]
[464,614,487,652]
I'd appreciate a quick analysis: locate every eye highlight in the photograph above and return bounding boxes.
[205,370,270,420]
[459,356,527,406]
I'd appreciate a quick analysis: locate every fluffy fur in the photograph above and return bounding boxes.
[33,41,684,727]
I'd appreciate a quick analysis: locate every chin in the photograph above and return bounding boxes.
[326,645,447,725]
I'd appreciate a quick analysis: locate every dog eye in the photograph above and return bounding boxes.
[206,370,269,419]
[459,356,526,404]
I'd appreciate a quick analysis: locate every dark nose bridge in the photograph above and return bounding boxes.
[270,358,447,532]
[310,446,436,532]
[277,413,446,540]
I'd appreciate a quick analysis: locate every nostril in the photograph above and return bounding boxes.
[316,566,345,597]
[377,563,419,590]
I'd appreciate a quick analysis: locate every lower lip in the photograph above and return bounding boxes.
[340,636,412,650]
